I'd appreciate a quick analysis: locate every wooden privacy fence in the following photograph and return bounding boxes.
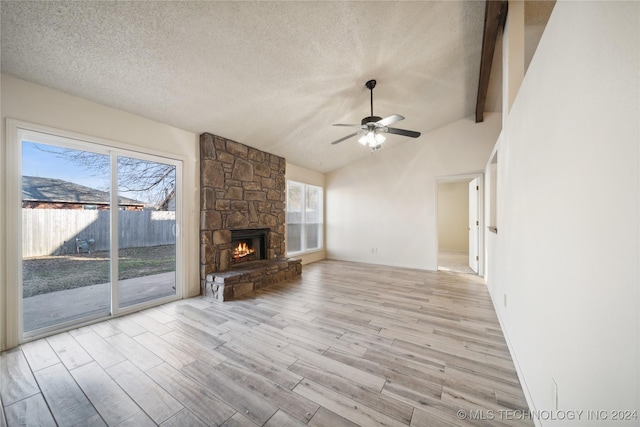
[22,209,176,257]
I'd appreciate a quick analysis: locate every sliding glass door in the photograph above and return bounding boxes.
[18,128,181,339]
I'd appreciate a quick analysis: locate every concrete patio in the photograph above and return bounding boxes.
[23,272,176,332]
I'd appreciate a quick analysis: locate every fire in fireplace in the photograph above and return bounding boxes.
[233,242,255,260]
[230,228,268,266]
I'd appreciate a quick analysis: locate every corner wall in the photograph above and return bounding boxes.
[486,2,639,424]
[0,74,200,350]
[326,113,500,270]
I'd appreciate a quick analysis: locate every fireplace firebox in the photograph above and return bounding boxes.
[230,228,268,266]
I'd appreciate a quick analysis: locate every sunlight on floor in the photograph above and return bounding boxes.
[438,250,475,274]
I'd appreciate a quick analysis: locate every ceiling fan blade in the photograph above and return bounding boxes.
[385,127,421,138]
[333,123,366,129]
[376,114,405,126]
[331,132,360,145]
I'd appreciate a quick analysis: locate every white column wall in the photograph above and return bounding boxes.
[486,2,639,424]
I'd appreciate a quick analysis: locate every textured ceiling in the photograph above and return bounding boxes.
[2,1,499,173]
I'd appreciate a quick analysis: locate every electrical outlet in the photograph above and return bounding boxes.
[552,378,558,410]
[371,248,377,254]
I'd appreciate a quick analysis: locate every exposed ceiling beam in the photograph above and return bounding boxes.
[476,0,508,123]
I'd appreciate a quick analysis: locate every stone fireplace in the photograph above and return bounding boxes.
[200,133,301,300]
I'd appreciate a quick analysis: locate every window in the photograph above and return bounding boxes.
[286,181,323,254]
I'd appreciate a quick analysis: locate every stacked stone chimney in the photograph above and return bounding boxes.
[199,133,286,294]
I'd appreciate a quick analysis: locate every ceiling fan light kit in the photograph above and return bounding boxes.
[358,130,385,148]
[330,79,421,149]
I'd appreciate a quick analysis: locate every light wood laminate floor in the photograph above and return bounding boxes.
[0,260,532,427]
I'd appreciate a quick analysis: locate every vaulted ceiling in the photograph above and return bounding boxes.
[1,1,552,173]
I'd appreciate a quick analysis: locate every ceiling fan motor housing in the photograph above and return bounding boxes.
[362,116,382,125]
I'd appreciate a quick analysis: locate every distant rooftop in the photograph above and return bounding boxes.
[22,176,145,206]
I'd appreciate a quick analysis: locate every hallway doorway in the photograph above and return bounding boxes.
[436,174,483,275]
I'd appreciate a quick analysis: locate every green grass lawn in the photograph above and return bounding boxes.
[23,245,176,297]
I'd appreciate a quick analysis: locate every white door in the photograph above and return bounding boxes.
[468,178,479,273]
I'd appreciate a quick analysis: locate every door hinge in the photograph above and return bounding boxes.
[476,185,479,191]
[476,255,479,261]
[476,221,479,226]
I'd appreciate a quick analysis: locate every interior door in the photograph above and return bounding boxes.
[468,178,479,273]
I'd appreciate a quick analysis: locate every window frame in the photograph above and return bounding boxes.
[286,180,324,256]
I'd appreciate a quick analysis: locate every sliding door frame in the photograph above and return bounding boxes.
[5,119,184,346]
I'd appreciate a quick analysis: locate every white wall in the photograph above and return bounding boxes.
[486,2,639,425]
[437,181,469,252]
[285,162,326,265]
[326,113,500,270]
[0,74,200,350]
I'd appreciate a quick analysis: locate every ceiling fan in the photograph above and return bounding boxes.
[330,79,421,149]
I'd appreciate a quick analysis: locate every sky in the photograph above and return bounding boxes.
[22,141,175,205]
[22,141,111,192]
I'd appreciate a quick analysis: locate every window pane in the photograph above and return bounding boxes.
[117,155,177,308]
[22,141,111,333]
[305,223,321,250]
[287,181,322,255]
[286,182,304,253]
[286,224,302,252]
[286,182,303,224]
[305,185,321,224]
[305,185,322,250]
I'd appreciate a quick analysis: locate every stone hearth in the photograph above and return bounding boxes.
[199,133,301,300]
[205,258,302,301]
